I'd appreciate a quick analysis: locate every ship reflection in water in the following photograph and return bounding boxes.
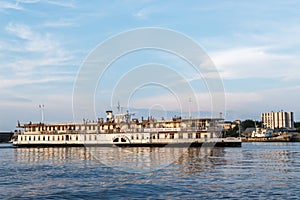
[14,146,227,173]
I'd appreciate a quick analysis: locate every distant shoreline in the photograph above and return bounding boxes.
[0,132,13,143]
[242,133,300,142]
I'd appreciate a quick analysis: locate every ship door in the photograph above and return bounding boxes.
[113,136,129,143]
[113,137,127,142]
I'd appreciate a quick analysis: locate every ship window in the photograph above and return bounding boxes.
[38,136,40,140]
[121,138,126,142]
[29,136,31,141]
[196,132,201,139]
[170,133,174,139]
[131,135,134,140]
[76,135,78,141]
[136,134,139,140]
[153,135,155,139]
[66,135,69,141]
[188,133,192,139]
[178,133,183,139]
[142,134,144,139]
[43,136,45,141]
[113,138,119,142]
[157,134,160,139]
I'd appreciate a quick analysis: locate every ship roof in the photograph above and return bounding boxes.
[17,117,224,128]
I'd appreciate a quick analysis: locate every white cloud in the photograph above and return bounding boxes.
[17,0,75,8]
[0,75,74,90]
[210,46,300,81]
[0,1,23,11]
[45,0,75,8]
[3,23,74,73]
[0,22,77,110]
[6,23,62,54]
[17,0,40,3]
[134,8,150,19]
[133,5,165,20]
[43,19,76,28]
[225,86,300,120]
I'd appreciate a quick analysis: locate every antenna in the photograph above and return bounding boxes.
[117,101,120,113]
[116,101,124,113]
[188,97,192,118]
[39,104,45,123]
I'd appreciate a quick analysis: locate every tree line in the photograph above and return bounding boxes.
[225,119,300,137]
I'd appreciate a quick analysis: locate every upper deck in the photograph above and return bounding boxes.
[17,116,224,135]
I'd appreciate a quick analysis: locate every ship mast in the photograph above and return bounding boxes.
[188,97,192,118]
[39,104,45,123]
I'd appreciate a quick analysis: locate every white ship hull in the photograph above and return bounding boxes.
[13,132,241,147]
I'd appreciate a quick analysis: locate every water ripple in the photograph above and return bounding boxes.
[0,143,299,199]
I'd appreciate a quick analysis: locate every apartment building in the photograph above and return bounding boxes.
[261,111,294,129]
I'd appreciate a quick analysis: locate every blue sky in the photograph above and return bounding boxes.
[0,0,300,130]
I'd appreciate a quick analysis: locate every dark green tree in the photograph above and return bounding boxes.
[225,125,239,137]
[241,119,257,130]
[294,122,300,132]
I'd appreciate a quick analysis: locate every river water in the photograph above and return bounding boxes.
[0,142,299,199]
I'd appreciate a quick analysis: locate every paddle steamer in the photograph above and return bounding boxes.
[13,111,241,147]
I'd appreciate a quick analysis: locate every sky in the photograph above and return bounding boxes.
[0,0,300,130]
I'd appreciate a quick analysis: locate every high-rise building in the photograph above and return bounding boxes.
[261,111,294,129]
